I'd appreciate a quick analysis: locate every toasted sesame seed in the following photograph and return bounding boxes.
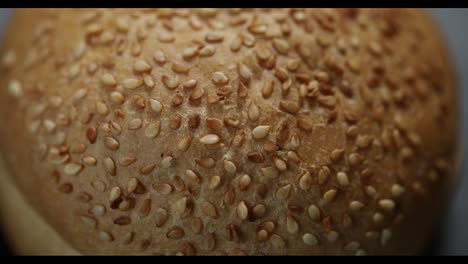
[153,183,172,195]
[140,163,156,175]
[260,167,279,179]
[98,231,114,242]
[202,202,218,218]
[272,38,289,55]
[336,172,349,186]
[223,160,237,175]
[176,135,192,152]
[238,175,251,191]
[252,125,270,139]
[381,228,392,246]
[123,78,142,89]
[303,233,318,246]
[237,63,252,83]
[91,181,106,192]
[248,152,264,163]
[138,198,152,217]
[182,46,199,60]
[155,208,168,227]
[326,230,339,242]
[109,186,121,202]
[322,189,337,204]
[270,234,286,248]
[279,100,299,114]
[276,184,292,200]
[307,205,321,221]
[128,118,142,130]
[286,215,299,234]
[100,73,116,86]
[373,212,384,223]
[205,31,224,42]
[153,50,166,64]
[299,171,312,190]
[391,184,405,197]
[330,148,345,162]
[199,45,216,57]
[64,163,83,176]
[248,102,260,121]
[196,157,216,169]
[200,134,221,145]
[190,217,203,234]
[82,156,97,166]
[110,91,125,104]
[208,175,221,190]
[145,121,161,138]
[161,156,173,169]
[237,201,248,221]
[348,153,364,166]
[133,59,152,73]
[344,241,360,252]
[89,204,106,216]
[149,99,163,113]
[349,201,364,211]
[379,199,396,211]
[166,226,185,239]
[365,185,377,197]
[104,136,119,150]
[103,157,116,176]
[212,71,229,85]
[113,216,131,226]
[318,166,331,185]
[8,80,22,97]
[119,157,136,167]
[126,177,139,194]
[162,74,179,89]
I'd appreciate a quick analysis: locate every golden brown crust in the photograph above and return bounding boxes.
[0,8,459,255]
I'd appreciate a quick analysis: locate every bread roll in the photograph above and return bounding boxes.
[0,8,459,255]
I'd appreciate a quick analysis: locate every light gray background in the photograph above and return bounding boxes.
[0,8,466,255]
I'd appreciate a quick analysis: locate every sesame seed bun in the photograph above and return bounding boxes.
[0,8,459,255]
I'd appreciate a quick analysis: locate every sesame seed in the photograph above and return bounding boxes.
[2,50,16,67]
[58,183,73,193]
[248,152,264,163]
[190,218,203,234]
[176,135,192,152]
[237,201,248,221]
[336,172,349,186]
[318,166,331,185]
[104,136,119,150]
[260,167,279,179]
[391,184,405,197]
[237,63,252,83]
[378,199,396,211]
[252,204,266,219]
[205,31,224,42]
[330,148,345,162]
[238,175,251,191]
[200,134,221,145]
[68,64,80,79]
[110,91,125,104]
[103,157,116,176]
[89,204,106,216]
[270,234,286,248]
[344,241,360,252]
[208,175,221,190]
[155,208,168,227]
[139,163,156,175]
[202,202,218,218]
[356,250,367,256]
[365,186,377,197]
[272,38,289,54]
[128,118,142,130]
[133,59,152,73]
[64,163,83,176]
[303,233,318,246]
[162,74,179,89]
[145,121,161,138]
[248,102,260,121]
[100,73,116,86]
[113,216,131,226]
[348,153,364,166]
[256,230,269,242]
[109,186,121,202]
[153,50,166,64]
[381,228,392,246]
[286,215,299,234]
[8,80,22,97]
[182,46,199,60]
[276,184,292,200]
[119,157,136,167]
[153,183,173,195]
[199,45,216,57]
[326,230,339,242]
[196,157,216,169]
[212,71,229,85]
[82,156,97,166]
[126,177,139,194]
[322,189,337,204]
[149,99,163,113]
[223,160,237,175]
[91,181,106,192]
[373,212,384,223]
[98,231,114,242]
[161,156,173,169]
[279,100,299,114]
[299,171,312,190]
[166,226,185,239]
[123,78,142,89]
[307,205,321,221]
[349,201,364,211]
[138,198,152,217]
